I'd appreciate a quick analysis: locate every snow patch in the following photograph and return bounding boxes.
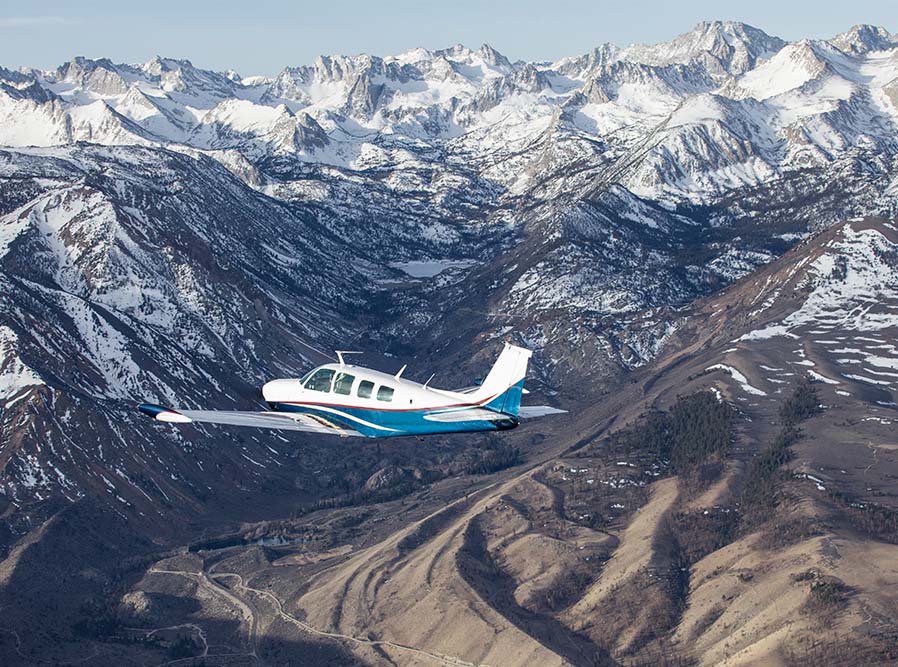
[390,259,478,278]
[0,326,44,402]
[808,370,839,385]
[706,364,767,396]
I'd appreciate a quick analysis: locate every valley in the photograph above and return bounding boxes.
[1,20,898,666]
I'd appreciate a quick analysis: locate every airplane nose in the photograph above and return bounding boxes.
[262,379,300,403]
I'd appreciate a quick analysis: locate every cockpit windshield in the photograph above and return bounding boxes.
[304,368,335,392]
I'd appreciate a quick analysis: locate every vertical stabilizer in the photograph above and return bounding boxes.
[473,343,532,416]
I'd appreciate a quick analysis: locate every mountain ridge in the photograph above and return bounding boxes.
[1,20,898,666]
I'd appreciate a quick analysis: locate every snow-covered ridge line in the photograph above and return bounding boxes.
[738,223,898,341]
[1,21,897,206]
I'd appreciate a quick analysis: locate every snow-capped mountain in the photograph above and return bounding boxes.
[3,21,898,665]
[0,18,897,561]
[0,144,388,519]
[2,21,897,200]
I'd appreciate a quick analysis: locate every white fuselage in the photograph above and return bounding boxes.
[262,363,474,412]
[260,363,519,437]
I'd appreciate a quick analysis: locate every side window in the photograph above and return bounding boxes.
[376,385,395,402]
[304,368,335,392]
[333,372,355,395]
[357,380,374,399]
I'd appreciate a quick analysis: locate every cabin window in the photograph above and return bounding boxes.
[333,372,355,395]
[304,368,335,392]
[357,380,374,399]
[377,385,395,402]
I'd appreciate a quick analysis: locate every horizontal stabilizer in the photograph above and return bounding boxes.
[517,406,567,418]
[424,407,512,423]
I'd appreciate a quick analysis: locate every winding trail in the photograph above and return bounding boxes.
[145,623,208,656]
[213,570,496,667]
[151,564,494,667]
[148,567,259,662]
[143,403,629,667]
[0,628,26,661]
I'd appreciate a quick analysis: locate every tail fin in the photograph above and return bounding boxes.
[472,343,532,417]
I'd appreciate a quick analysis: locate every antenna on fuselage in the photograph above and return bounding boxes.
[423,373,436,388]
[394,364,407,380]
[335,350,362,366]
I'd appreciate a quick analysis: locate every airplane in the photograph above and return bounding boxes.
[138,342,565,438]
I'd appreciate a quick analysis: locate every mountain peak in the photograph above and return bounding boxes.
[830,24,897,54]
[141,55,167,75]
[692,19,750,34]
[621,20,785,77]
[679,20,784,53]
[476,43,511,68]
[435,43,477,61]
[392,46,434,64]
[141,55,196,76]
[56,56,119,79]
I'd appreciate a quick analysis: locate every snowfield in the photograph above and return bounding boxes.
[1,20,898,510]
[740,225,898,340]
[0,22,897,205]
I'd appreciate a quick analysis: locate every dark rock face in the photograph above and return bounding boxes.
[1,23,898,663]
[2,23,897,518]
[363,465,413,492]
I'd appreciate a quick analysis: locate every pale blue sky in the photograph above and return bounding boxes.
[1,0,896,75]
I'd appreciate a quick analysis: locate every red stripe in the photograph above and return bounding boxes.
[280,399,477,413]
[278,388,507,413]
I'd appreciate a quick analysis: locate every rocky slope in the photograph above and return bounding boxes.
[1,20,898,666]
[79,216,898,667]
[1,21,897,375]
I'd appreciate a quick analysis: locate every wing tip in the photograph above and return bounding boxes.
[138,403,192,423]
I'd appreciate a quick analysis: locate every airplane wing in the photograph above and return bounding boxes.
[138,403,364,437]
